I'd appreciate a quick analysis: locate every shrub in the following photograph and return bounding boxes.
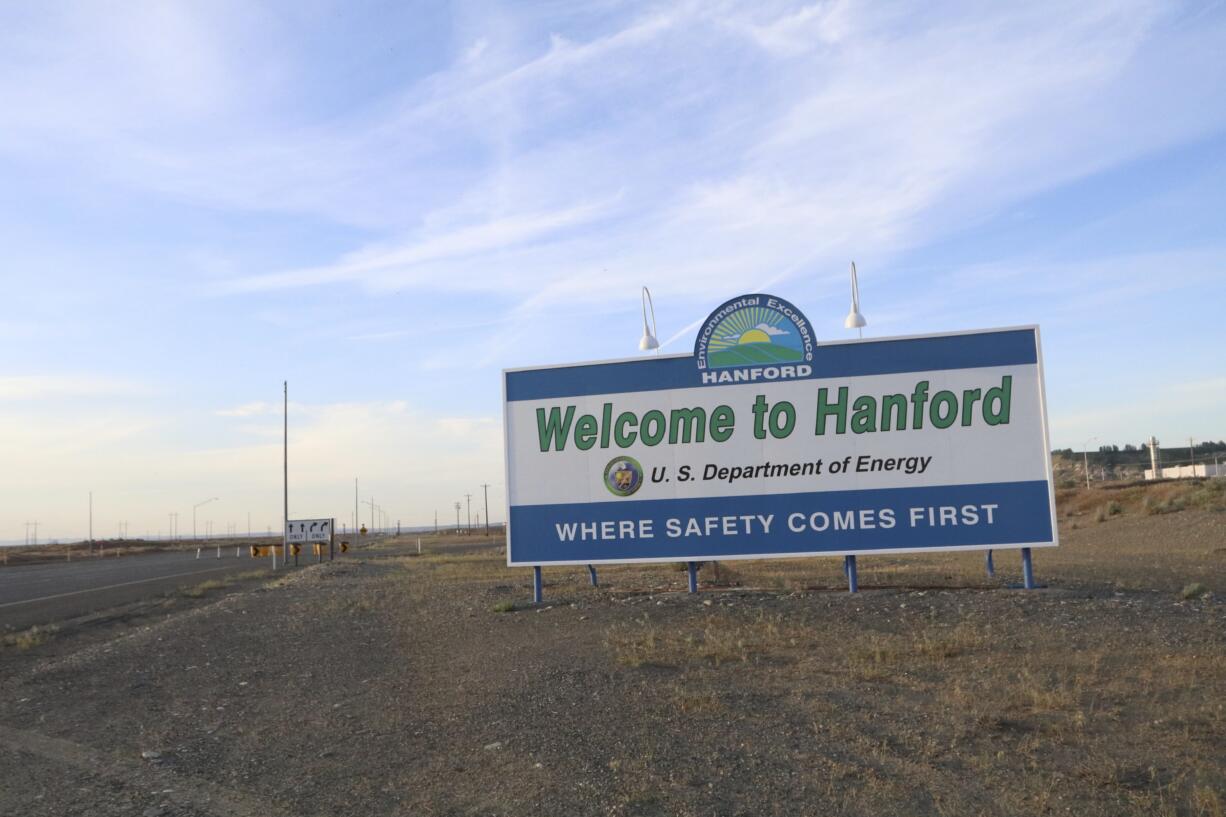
[1179,583,1208,600]
[2,624,58,650]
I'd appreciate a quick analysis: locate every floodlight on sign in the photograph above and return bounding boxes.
[844,261,867,334]
[639,286,660,352]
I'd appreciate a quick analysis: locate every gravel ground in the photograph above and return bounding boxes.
[1,510,1223,816]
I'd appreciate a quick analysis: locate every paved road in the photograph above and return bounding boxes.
[0,547,291,631]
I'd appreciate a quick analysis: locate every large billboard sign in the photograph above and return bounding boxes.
[503,294,1056,566]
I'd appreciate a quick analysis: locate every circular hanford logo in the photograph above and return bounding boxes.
[603,456,644,497]
[694,293,814,371]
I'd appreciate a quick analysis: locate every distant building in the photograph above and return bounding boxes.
[1145,463,1225,480]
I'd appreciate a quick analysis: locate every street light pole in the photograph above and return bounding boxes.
[193,497,219,541]
[1082,437,1098,489]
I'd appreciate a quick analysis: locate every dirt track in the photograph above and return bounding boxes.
[1,507,1223,816]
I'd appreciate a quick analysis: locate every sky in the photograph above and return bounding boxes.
[2,0,1225,543]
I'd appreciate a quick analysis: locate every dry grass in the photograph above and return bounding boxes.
[387,484,1224,815]
[2,624,59,650]
[182,578,227,598]
[607,612,807,667]
[1181,582,1210,599]
[180,569,273,598]
[596,584,1224,816]
[400,551,511,584]
[1059,478,1226,519]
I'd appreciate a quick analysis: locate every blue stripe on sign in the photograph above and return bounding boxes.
[505,328,1038,401]
[508,480,1053,564]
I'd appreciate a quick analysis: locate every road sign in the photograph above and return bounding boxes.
[286,518,333,543]
[340,541,349,553]
[503,296,1055,566]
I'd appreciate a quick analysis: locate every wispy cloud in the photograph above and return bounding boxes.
[10,1,1220,302]
[0,375,146,401]
[214,401,276,417]
[216,198,619,294]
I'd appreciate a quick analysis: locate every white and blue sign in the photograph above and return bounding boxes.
[503,294,1056,566]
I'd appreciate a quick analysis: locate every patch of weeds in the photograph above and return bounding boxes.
[607,612,801,668]
[852,623,988,676]
[1187,478,1226,512]
[1106,500,1123,516]
[2,624,59,650]
[182,579,226,598]
[1180,582,1209,600]
[667,678,725,713]
[1191,785,1223,817]
[491,600,516,613]
[1143,494,1187,515]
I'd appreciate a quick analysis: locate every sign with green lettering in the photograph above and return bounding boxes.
[503,295,1056,566]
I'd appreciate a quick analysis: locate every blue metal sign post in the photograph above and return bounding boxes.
[1021,547,1036,590]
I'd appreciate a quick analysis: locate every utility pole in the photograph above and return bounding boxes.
[282,380,288,567]
[465,493,472,531]
[89,491,93,553]
[434,510,438,534]
[1190,438,1196,471]
[481,483,491,535]
[454,502,461,533]
[354,478,359,534]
